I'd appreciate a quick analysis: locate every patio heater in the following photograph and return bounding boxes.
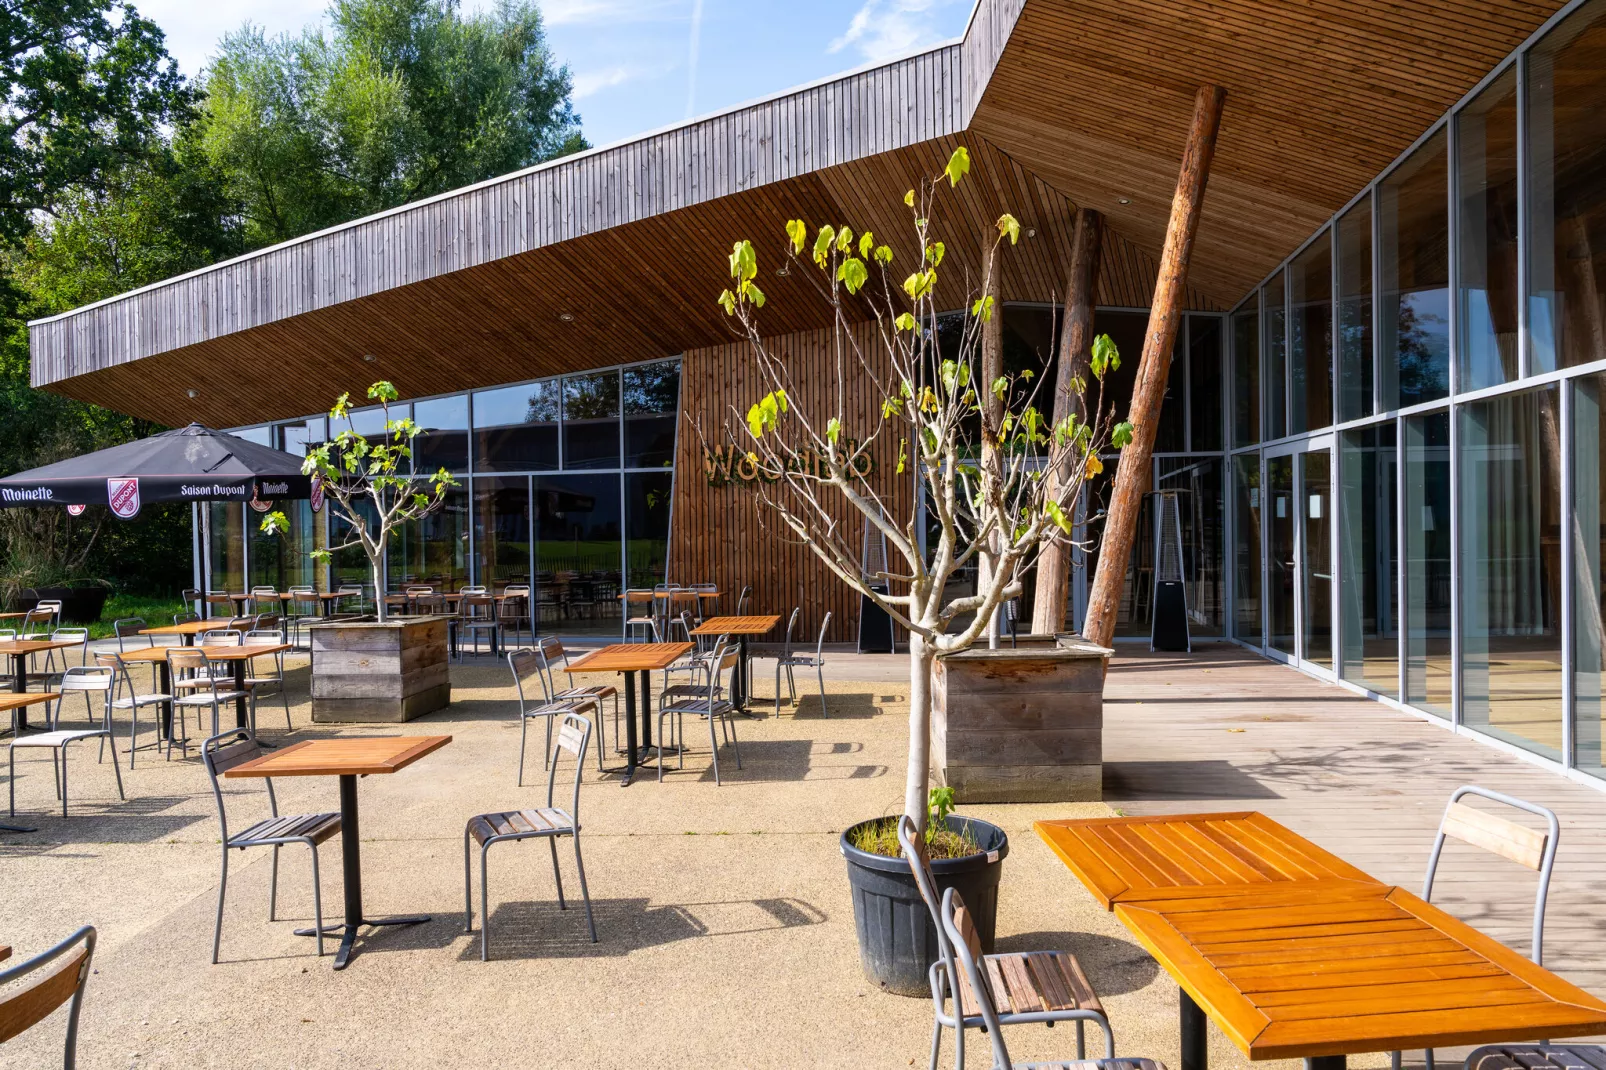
[1151,490,1191,652]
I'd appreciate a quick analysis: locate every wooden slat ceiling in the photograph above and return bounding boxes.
[28,0,1565,426]
[971,0,1562,302]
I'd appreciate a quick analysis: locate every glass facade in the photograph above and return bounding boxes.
[1223,0,1606,783]
[207,358,679,637]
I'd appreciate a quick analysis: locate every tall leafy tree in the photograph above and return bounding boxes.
[202,0,587,246]
[0,0,193,243]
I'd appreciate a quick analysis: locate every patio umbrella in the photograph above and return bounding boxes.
[0,423,314,519]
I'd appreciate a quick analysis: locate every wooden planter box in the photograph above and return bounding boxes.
[309,616,451,723]
[932,634,1112,803]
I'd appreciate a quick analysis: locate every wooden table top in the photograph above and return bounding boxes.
[0,691,62,712]
[1034,812,1381,910]
[618,590,721,601]
[1115,882,1606,1060]
[225,735,451,778]
[114,643,291,663]
[0,611,31,620]
[0,945,9,961]
[564,642,694,673]
[0,639,83,656]
[140,621,217,637]
[691,614,781,636]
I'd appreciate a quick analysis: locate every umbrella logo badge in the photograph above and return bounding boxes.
[66,504,86,516]
[107,477,141,519]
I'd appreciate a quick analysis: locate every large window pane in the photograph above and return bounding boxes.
[1457,68,1520,391]
[413,395,469,474]
[626,472,672,591]
[1232,299,1260,447]
[1303,449,1332,667]
[330,499,381,593]
[1339,424,1399,696]
[1404,411,1451,716]
[474,382,559,472]
[1090,311,1181,452]
[389,488,469,590]
[276,418,324,457]
[562,371,621,470]
[1574,375,1606,776]
[472,476,531,589]
[1158,456,1223,636]
[1232,454,1262,643]
[1380,130,1450,409]
[1188,316,1222,451]
[623,361,680,469]
[207,502,244,596]
[1290,233,1333,433]
[250,500,318,593]
[1263,273,1287,440]
[1267,455,1295,655]
[1526,0,1606,373]
[1461,387,1563,760]
[1337,198,1374,422]
[535,474,621,636]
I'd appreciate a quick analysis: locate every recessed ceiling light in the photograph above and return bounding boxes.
[1118,197,1131,205]
[558,312,574,322]
[776,265,789,277]
[1026,228,1036,238]
[362,354,376,362]
[186,388,198,399]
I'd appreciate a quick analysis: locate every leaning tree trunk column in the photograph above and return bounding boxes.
[1033,206,1103,634]
[1083,85,1226,649]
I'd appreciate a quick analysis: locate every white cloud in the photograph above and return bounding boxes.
[828,0,963,64]
[571,65,639,99]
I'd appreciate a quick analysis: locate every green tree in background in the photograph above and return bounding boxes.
[202,0,587,246]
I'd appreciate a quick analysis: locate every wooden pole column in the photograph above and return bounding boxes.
[1033,206,1103,635]
[1083,85,1225,649]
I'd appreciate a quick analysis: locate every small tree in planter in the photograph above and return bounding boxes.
[715,147,1129,838]
[260,381,457,620]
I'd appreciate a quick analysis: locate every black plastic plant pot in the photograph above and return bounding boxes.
[840,815,1008,996]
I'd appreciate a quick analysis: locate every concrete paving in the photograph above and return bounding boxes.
[0,644,1570,1069]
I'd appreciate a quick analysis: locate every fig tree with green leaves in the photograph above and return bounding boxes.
[716,147,1131,835]
[260,381,457,621]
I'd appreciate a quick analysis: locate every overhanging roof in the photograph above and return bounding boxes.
[29,0,1565,426]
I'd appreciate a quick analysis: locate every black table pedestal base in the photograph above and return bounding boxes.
[1181,988,1207,1070]
[1304,1059,1346,1070]
[294,915,431,971]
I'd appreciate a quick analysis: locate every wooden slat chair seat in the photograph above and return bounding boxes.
[1466,1047,1606,1070]
[0,925,96,1066]
[900,814,1113,1070]
[203,730,334,962]
[465,713,597,959]
[941,885,1162,1070]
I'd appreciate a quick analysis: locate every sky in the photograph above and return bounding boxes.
[136,0,976,149]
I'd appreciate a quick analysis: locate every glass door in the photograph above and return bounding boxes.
[1267,453,1297,656]
[1264,437,1334,670]
[1302,447,1333,669]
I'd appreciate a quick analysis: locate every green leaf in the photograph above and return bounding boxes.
[882,396,905,418]
[1019,368,1034,381]
[970,294,994,322]
[835,226,853,253]
[904,188,916,207]
[996,212,1021,245]
[896,438,908,474]
[1089,333,1120,379]
[812,225,836,266]
[873,244,894,264]
[729,239,758,282]
[858,231,874,258]
[944,146,970,187]
[925,241,945,266]
[1044,500,1073,534]
[259,510,290,536]
[746,403,766,439]
[991,375,1009,401]
[837,256,868,294]
[826,417,841,446]
[367,381,399,402]
[1112,421,1135,449]
[785,218,807,254]
[902,270,934,301]
[331,392,352,420]
[894,312,917,332]
[740,279,766,307]
[717,289,736,315]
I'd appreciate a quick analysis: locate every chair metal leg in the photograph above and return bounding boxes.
[59,746,68,817]
[479,844,492,961]
[213,847,230,964]
[107,732,124,801]
[1077,1020,1086,1059]
[549,837,566,909]
[8,746,14,817]
[573,834,597,943]
[281,689,291,732]
[817,666,827,719]
[728,713,741,769]
[517,715,528,787]
[269,844,280,920]
[708,711,721,786]
[308,844,325,958]
[928,1017,942,1070]
[463,825,474,932]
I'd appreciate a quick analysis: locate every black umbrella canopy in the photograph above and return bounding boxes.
[0,423,314,518]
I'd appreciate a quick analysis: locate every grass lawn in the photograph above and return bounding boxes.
[87,593,188,639]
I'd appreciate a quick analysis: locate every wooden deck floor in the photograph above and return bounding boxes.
[1102,645,1606,1004]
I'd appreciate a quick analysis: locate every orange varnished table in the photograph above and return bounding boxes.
[1035,813,1606,1070]
[227,736,451,969]
[691,615,780,712]
[564,643,691,786]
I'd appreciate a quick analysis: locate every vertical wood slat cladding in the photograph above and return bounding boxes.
[670,323,916,645]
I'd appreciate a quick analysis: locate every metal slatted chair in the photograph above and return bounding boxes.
[656,637,741,784]
[242,630,292,732]
[1465,1047,1606,1070]
[171,650,254,740]
[113,616,159,690]
[940,886,1164,1070]
[538,638,618,757]
[464,712,597,960]
[734,584,752,617]
[0,925,96,1069]
[203,729,338,963]
[42,628,89,677]
[457,594,501,659]
[9,667,123,819]
[776,611,831,717]
[99,652,175,766]
[622,588,657,641]
[1393,785,1561,1070]
[509,648,600,782]
[248,586,278,615]
[901,815,1109,1070]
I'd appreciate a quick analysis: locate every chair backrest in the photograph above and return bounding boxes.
[547,713,592,817]
[509,647,555,707]
[0,925,96,1061]
[202,729,275,843]
[814,611,832,657]
[735,585,752,617]
[200,629,242,646]
[21,607,53,635]
[671,609,694,645]
[0,630,15,641]
[538,636,570,667]
[113,617,150,648]
[243,630,282,647]
[173,612,200,625]
[459,585,487,595]
[897,813,956,989]
[51,628,89,644]
[780,607,801,657]
[461,594,494,619]
[250,586,277,597]
[1425,785,1559,964]
[55,666,113,726]
[171,650,229,696]
[406,585,433,596]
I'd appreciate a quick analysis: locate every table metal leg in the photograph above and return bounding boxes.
[295,773,429,969]
[1304,1059,1345,1070]
[621,670,639,786]
[733,636,748,711]
[1181,988,1208,1070]
[10,653,28,731]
